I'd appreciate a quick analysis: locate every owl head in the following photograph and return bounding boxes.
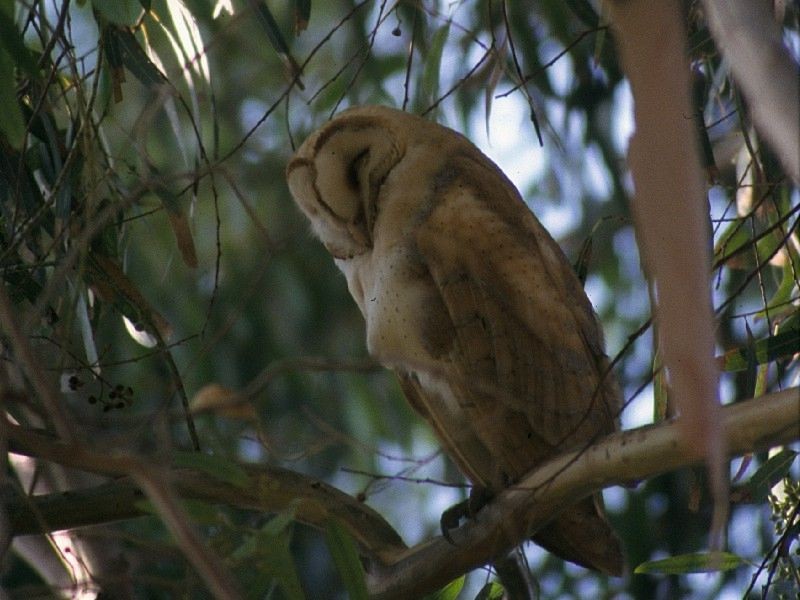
[286,106,408,259]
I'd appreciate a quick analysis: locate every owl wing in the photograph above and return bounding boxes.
[413,153,619,481]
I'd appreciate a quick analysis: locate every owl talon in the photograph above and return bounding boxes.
[467,485,493,515]
[440,487,493,544]
[440,500,469,544]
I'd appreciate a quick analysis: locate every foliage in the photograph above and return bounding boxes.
[0,0,798,598]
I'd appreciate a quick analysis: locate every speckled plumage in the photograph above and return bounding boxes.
[286,105,624,575]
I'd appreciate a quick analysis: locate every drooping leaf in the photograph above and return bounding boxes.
[92,0,144,26]
[747,449,798,502]
[714,218,752,269]
[231,514,304,600]
[110,26,168,90]
[293,0,310,34]
[420,22,450,107]
[573,234,593,285]
[153,184,199,268]
[190,383,256,420]
[564,0,600,28]
[0,5,39,78]
[0,48,25,148]
[324,519,368,600]
[247,0,304,87]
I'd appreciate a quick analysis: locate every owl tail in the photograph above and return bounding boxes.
[531,494,625,576]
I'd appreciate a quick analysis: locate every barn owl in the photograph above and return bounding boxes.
[286,105,624,576]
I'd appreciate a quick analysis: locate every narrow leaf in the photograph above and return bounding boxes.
[171,450,250,488]
[421,23,450,105]
[92,0,144,26]
[164,202,199,268]
[232,517,304,600]
[112,27,168,89]
[634,552,746,574]
[475,580,505,600]
[0,48,25,148]
[294,0,310,33]
[247,0,304,87]
[719,326,800,372]
[564,0,600,28]
[425,575,466,600]
[747,449,798,502]
[0,7,39,78]
[325,519,369,600]
[573,234,592,285]
[86,254,173,341]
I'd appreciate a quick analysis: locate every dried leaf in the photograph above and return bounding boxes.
[190,383,256,420]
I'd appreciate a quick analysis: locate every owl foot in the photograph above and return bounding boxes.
[440,486,493,544]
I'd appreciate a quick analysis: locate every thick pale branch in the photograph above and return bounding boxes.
[608,0,726,548]
[365,388,800,598]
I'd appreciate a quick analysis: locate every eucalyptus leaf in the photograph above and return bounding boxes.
[634,552,746,574]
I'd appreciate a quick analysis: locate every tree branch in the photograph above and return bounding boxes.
[4,422,406,563]
[703,0,800,184]
[6,388,799,598]
[365,388,800,598]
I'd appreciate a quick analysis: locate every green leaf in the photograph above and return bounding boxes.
[0,6,39,78]
[171,451,250,488]
[719,325,800,372]
[747,449,798,502]
[231,516,304,600]
[0,47,25,148]
[260,506,298,538]
[714,218,752,267]
[760,261,800,319]
[420,23,450,105]
[634,552,746,574]
[248,0,303,86]
[475,580,504,600]
[424,575,466,600]
[92,0,144,26]
[113,27,167,89]
[564,0,600,27]
[325,519,369,600]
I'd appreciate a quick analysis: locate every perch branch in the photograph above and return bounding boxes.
[365,387,800,598]
[5,388,799,598]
